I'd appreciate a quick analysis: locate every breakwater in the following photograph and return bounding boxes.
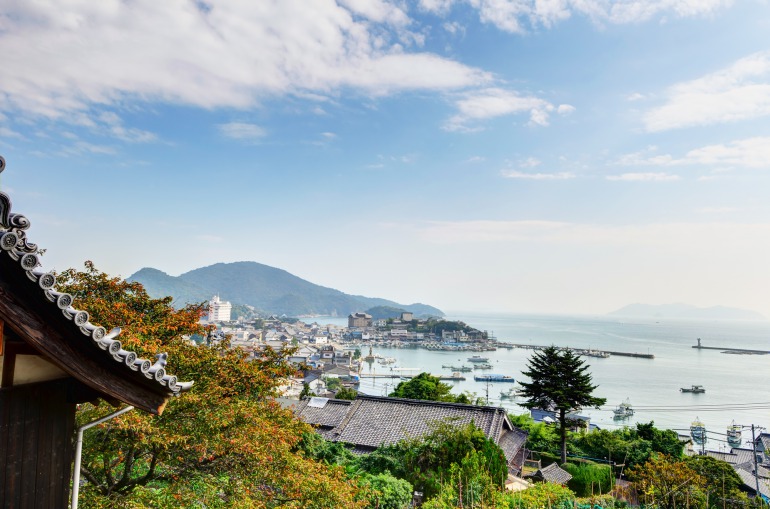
[493,342,654,359]
[692,338,770,355]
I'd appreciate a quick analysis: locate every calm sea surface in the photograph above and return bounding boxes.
[313,313,770,448]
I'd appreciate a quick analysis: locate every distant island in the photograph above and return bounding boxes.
[608,303,765,320]
[128,261,444,318]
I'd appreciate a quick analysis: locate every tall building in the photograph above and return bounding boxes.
[348,312,372,328]
[208,295,232,322]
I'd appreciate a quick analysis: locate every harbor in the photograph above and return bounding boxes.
[692,337,770,355]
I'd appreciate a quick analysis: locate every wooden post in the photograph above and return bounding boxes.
[0,319,4,355]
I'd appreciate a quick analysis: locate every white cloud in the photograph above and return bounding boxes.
[519,157,541,168]
[606,172,680,181]
[426,0,733,33]
[0,1,490,121]
[618,137,770,169]
[627,92,646,101]
[0,126,24,139]
[557,104,575,115]
[502,169,575,179]
[444,87,554,131]
[217,122,267,141]
[644,51,770,131]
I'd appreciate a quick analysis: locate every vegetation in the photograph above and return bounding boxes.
[62,262,363,508]
[334,386,358,400]
[389,372,478,404]
[519,346,607,463]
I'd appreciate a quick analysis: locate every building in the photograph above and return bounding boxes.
[400,311,413,321]
[348,312,372,328]
[287,394,528,475]
[208,294,232,322]
[0,165,192,507]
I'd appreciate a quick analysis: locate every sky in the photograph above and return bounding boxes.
[2,0,770,316]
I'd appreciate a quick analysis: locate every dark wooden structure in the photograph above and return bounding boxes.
[0,155,192,508]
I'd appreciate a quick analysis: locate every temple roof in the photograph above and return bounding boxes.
[0,155,191,414]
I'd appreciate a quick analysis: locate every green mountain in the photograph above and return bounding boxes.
[128,261,444,318]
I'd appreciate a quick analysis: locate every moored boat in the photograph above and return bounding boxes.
[727,421,742,446]
[442,364,473,372]
[680,385,705,393]
[473,363,493,369]
[474,374,515,383]
[500,387,518,399]
[467,355,490,363]
[690,417,706,444]
[613,398,634,419]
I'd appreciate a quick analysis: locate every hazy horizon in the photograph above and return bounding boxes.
[2,1,770,316]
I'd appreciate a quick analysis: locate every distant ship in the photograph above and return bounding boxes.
[467,355,490,363]
[680,385,705,393]
[474,374,515,383]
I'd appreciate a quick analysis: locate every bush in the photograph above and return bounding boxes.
[563,463,613,497]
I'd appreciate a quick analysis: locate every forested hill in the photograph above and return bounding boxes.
[128,261,444,318]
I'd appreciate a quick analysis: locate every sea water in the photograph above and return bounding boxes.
[317,313,770,449]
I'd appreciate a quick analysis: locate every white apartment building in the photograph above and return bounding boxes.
[208,295,232,322]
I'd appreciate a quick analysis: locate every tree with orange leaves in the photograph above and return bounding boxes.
[60,262,363,508]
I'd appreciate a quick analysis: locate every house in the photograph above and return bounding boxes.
[526,463,573,485]
[0,166,192,507]
[348,312,372,328]
[288,394,528,475]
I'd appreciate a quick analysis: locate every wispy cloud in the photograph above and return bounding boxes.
[420,0,733,33]
[606,172,680,181]
[444,87,557,131]
[217,122,267,141]
[644,51,770,131]
[617,137,770,169]
[502,169,575,180]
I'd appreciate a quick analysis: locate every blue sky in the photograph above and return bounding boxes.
[2,0,770,316]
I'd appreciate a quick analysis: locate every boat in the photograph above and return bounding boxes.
[690,417,706,444]
[472,363,493,369]
[727,421,742,447]
[378,357,396,365]
[467,355,490,363]
[680,385,705,393]
[474,374,515,383]
[439,372,466,381]
[441,364,473,372]
[500,387,518,399]
[612,398,634,419]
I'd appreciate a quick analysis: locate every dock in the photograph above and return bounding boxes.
[359,373,466,381]
[692,338,770,355]
[492,342,654,359]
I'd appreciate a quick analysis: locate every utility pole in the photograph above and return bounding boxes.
[750,425,762,499]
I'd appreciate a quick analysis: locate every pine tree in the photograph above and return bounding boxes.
[519,346,606,464]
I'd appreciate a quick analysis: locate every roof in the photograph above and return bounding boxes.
[529,463,573,485]
[735,467,770,499]
[292,394,528,473]
[0,158,191,414]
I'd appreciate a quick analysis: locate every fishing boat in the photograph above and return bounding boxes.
[680,385,705,393]
[472,363,493,369]
[690,417,706,444]
[474,374,515,383]
[467,355,490,363]
[612,398,634,419]
[440,372,466,381]
[727,421,742,447]
[441,365,472,372]
[500,387,519,399]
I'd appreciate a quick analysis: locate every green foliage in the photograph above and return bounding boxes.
[366,305,407,320]
[335,386,358,400]
[324,377,342,391]
[389,372,466,403]
[420,454,504,509]
[509,413,561,454]
[295,431,355,465]
[353,348,361,359]
[684,455,752,509]
[300,382,315,399]
[504,481,576,508]
[520,346,607,463]
[628,454,708,509]
[563,463,613,497]
[358,472,413,509]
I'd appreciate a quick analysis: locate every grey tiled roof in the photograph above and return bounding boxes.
[707,451,739,464]
[531,463,573,485]
[0,160,191,402]
[292,394,527,473]
[735,467,770,499]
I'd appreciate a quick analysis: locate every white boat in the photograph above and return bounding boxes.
[727,421,742,446]
[467,355,490,363]
[613,398,634,419]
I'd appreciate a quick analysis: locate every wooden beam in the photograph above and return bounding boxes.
[0,255,170,414]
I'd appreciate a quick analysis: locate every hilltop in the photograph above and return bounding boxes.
[608,302,765,320]
[128,261,443,318]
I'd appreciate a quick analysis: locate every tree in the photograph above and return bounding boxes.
[60,262,364,508]
[335,386,358,400]
[519,346,606,464]
[389,372,462,402]
[628,454,707,509]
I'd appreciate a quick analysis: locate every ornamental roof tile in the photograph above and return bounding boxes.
[531,463,573,485]
[0,155,192,413]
